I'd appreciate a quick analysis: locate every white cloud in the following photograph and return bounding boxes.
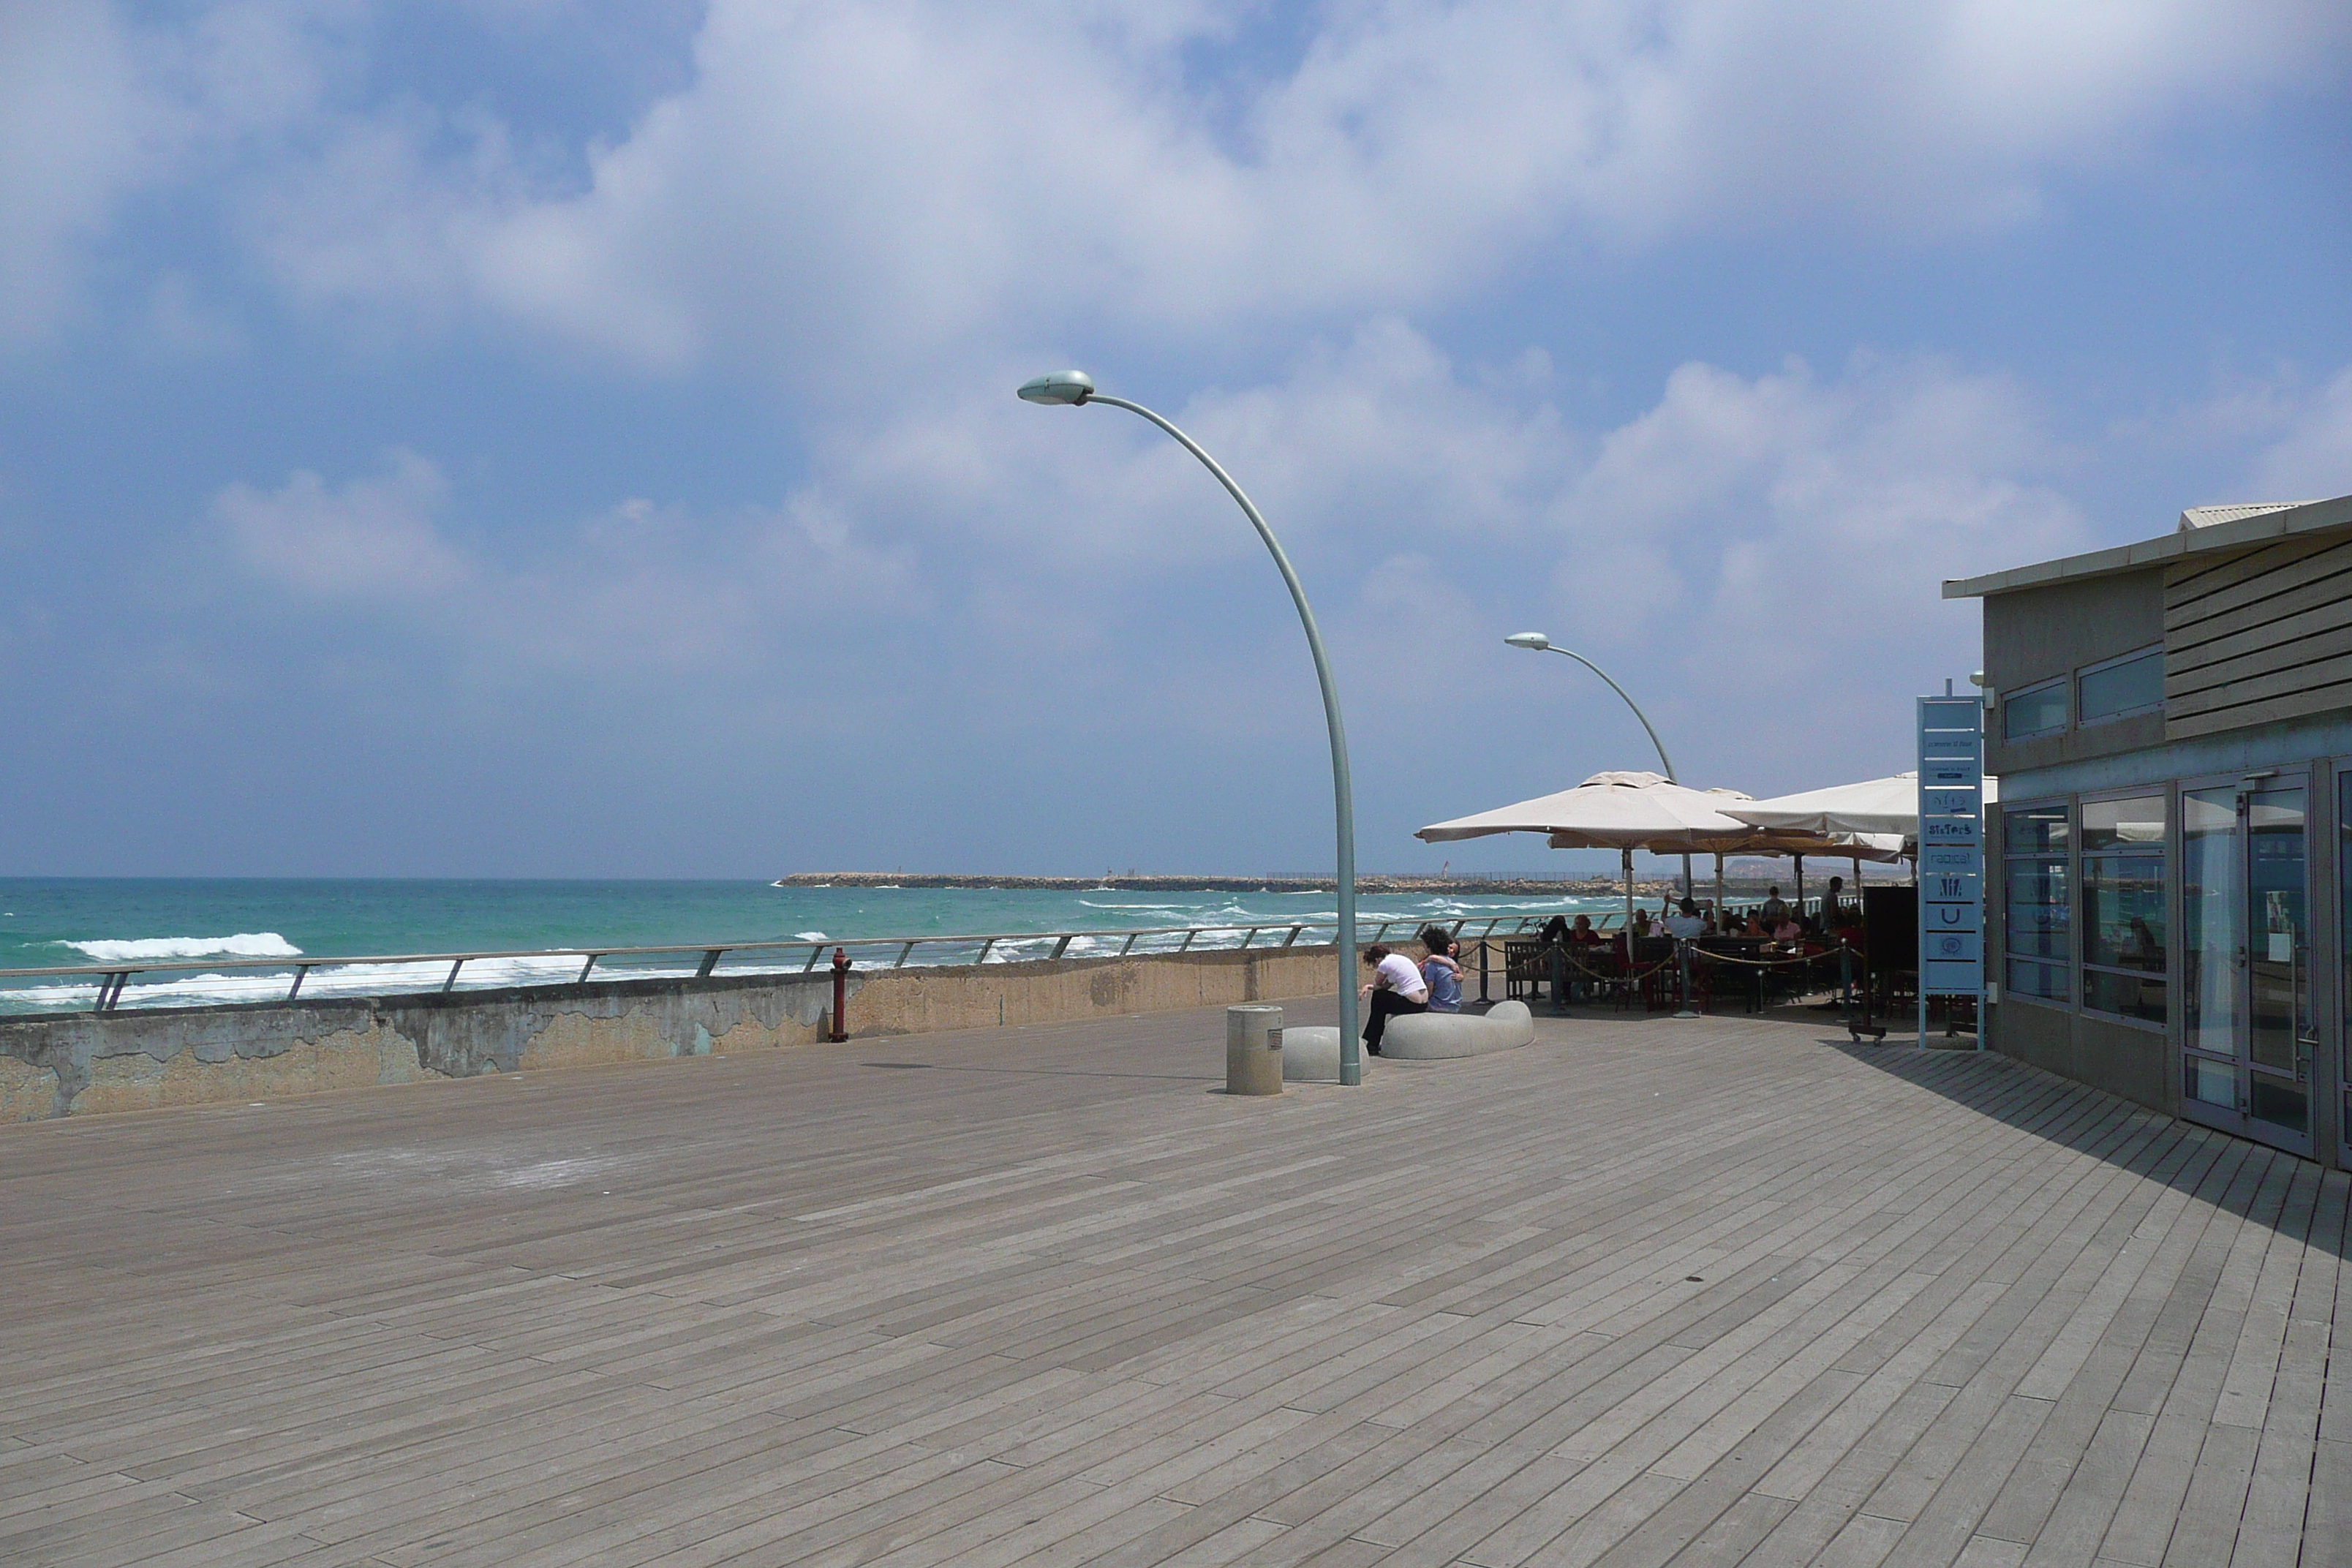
[233,326,2057,791]
[215,450,471,595]
[0,8,151,344]
[0,1,369,347]
[225,0,2348,373]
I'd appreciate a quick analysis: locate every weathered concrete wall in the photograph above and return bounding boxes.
[0,944,1341,1120]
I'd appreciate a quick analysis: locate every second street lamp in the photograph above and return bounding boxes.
[1505,631,1694,899]
[1019,370,1364,1086]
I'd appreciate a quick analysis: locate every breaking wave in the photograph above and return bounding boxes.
[57,933,303,962]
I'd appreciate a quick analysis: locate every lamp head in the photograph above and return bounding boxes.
[1504,632,1552,651]
[1017,370,1095,405]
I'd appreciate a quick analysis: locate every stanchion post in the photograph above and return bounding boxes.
[829,948,850,1042]
[1672,939,1699,1019]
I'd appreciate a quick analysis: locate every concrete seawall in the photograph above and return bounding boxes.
[0,944,1341,1121]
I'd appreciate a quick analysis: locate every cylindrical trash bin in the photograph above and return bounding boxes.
[1226,1005,1284,1096]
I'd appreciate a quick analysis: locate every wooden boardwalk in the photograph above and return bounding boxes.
[1,1003,2342,1566]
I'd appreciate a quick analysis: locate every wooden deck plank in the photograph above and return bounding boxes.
[0,1003,2335,1567]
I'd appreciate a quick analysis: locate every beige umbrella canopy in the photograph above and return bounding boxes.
[1417,772,1883,931]
[1722,772,2000,838]
[1417,771,1763,850]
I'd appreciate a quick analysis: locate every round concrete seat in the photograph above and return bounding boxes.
[1281,1025,1344,1082]
[1382,1000,1534,1060]
[1281,1001,1534,1080]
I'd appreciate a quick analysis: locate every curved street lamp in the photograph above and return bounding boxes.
[1020,370,1362,1085]
[1505,631,1692,897]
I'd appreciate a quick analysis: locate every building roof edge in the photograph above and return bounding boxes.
[1942,492,2352,600]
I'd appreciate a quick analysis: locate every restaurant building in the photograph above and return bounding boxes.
[1947,492,2352,1167]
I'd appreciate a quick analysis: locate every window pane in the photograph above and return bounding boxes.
[2079,649,2163,722]
[2084,969,2165,1023]
[2008,957,2068,1000]
[2006,859,2070,961]
[2003,682,2067,738]
[2004,804,2068,856]
[2185,1052,2234,1107]
[2082,795,2164,853]
[2082,854,2166,973]
[2183,786,2241,1060]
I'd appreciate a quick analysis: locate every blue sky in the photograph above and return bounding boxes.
[4,1,2349,879]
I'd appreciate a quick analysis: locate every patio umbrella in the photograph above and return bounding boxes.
[1719,772,2001,838]
[1418,771,1833,934]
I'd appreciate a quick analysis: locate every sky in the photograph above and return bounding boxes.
[3,0,2350,881]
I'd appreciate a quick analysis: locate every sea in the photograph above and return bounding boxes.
[0,878,1617,1014]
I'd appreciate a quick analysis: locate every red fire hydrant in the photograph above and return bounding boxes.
[829,948,851,1042]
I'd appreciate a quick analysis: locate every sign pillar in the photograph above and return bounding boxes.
[1917,696,1986,1045]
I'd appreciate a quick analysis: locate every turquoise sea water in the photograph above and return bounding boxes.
[0,878,1614,1012]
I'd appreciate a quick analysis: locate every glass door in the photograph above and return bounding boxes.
[2180,781,2312,1153]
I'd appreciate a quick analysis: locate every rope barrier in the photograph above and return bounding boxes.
[1686,944,1850,971]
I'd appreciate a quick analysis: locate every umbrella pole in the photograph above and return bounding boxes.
[1714,853,1726,923]
[1622,848,1635,941]
[1681,852,1693,900]
[1794,854,1804,921]
[1849,852,1885,1043]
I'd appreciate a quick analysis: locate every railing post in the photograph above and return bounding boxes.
[696,949,723,978]
[445,959,466,992]
[1282,925,1303,948]
[1049,934,1074,960]
[287,965,311,1002]
[575,954,598,984]
[895,941,916,968]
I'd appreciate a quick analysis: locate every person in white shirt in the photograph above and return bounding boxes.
[1358,944,1430,1056]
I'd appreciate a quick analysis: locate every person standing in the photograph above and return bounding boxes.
[1359,944,1430,1055]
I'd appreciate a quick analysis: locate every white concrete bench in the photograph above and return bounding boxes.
[1281,1000,1534,1081]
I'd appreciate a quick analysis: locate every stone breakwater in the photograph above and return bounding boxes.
[777,872,1667,897]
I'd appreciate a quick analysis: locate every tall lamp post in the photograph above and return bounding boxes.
[1019,370,1362,1086]
[1504,632,1693,899]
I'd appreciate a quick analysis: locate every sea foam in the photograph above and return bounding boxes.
[59,933,303,963]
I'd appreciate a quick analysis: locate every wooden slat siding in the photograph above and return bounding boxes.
[2164,529,2352,736]
[1,1006,2345,1566]
[2167,559,2352,665]
[2168,608,2352,709]
[2168,627,2352,717]
[2165,533,2352,625]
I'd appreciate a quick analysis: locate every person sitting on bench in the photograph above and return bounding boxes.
[1359,944,1429,1056]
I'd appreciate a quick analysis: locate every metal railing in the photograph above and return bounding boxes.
[1,913,1583,1016]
